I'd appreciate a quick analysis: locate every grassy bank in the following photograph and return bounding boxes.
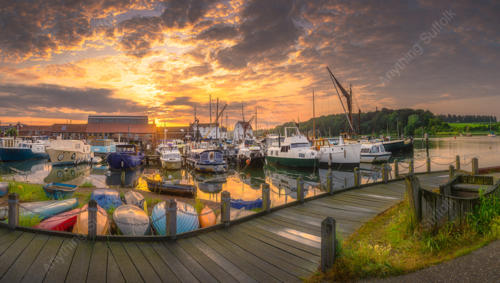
[308,193,500,282]
[8,182,49,202]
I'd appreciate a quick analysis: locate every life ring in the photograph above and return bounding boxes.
[57,153,64,161]
[71,153,76,160]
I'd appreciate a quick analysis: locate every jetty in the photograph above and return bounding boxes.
[0,170,455,282]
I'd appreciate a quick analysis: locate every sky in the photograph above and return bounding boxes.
[0,0,499,128]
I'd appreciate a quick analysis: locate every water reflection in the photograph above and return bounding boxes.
[106,168,143,188]
[44,164,90,184]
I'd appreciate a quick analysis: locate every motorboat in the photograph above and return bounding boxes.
[106,144,144,170]
[46,139,93,165]
[315,137,361,167]
[237,139,265,168]
[90,139,116,156]
[0,137,49,162]
[186,148,228,173]
[157,143,182,170]
[360,142,392,163]
[265,127,318,168]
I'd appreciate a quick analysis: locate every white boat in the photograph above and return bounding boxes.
[0,138,49,161]
[265,127,318,168]
[159,144,182,170]
[46,139,93,165]
[237,139,265,168]
[315,136,361,166]
[360,142,391,163]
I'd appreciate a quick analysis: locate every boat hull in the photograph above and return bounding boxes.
[34,208,80,231]
[360,153,392,163]
[113,205,150,236]
[72,204,109,235]
[161,159,182,170]
[151,201,199,235]
[146,179,196,197]
[265,156,318,168]
[382,139,413,153]
[0,147,48,162]
[47,148,92,165]
[90,189,123,210]
[318,144,361,166]
[43,183,78,200]
[107,152,144,170]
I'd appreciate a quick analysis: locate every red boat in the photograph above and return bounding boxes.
[34,207,81,232]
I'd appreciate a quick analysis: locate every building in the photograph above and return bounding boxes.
[190,123,227,140]
[18,125,53,137]
[51,124,87,140]
[156,126,190,141]
[233,121,253,142]
[86,115,155,143]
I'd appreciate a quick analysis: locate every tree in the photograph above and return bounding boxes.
[5,128,17,137]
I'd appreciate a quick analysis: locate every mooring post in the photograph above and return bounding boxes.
[354,167,360,187]
[321,217,336,272]
[382,164,388,183]
[166,199,177,237]
[394,160,399,178]
[326,170,334,195]
[456,155,460,170]
[297,177,304,203]
[409,159,414,175]
[88,199,97,240]
[8,193,19,230]
[472,157,479,175]
[426,157,431,173]
[405,175,422,223]
[221,191,231,227]
[328,152,332,168]
[449,164,455,178]
[261,183,271,213]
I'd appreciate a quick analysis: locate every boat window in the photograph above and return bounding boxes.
[291,143,309,148]
[281,146,289,152]
[371,146,379,153]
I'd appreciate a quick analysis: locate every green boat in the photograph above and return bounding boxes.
[265,127,318,169]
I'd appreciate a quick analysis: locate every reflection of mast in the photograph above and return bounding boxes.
[326,66,355,134]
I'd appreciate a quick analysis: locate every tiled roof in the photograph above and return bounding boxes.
[86,123,155,134]
[51,124,87,132]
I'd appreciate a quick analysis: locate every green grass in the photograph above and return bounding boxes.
[18,214,42,227]
[308,193,500,282]
[8,182,48,202]
[79,181,95,188]
[74,192,91,208]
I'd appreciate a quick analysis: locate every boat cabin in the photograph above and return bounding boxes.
[361,143,388,154]
[116,144,138,154]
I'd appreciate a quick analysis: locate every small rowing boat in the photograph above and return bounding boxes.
[0,198,78,221]
[43,183,77,199]
[151,201,199,235]
[113,205,150,235]
[230,198,263,210]
[90,188,123,210]
[72,204,109,235]
[145,178,196,197]
[34,207,80,231]
[124,191,146,209]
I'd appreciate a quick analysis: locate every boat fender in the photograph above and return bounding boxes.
[121,160,124,168]
[71,153,76,160]
[58,153,64,161]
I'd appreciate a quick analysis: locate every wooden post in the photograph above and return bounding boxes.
[409,159,414,175]
[221,191,231,227]
[449,165,455,178]
[394,160,399,178]
[328,153,332,168]
[382,164,388,183]
[8,193,19,230]
[321,217,336,272]
[166,199,177,237]
[354,167,360,187]
[426,157,431,173]
[261,183,271,212]
[88,199,97,240]
[405,175,422,223]
[472,157,478,175]
[297,177,304,203]
[326,170,334,195]
[456,155,460,170]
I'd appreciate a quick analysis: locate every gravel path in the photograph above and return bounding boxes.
[367,240,500,283]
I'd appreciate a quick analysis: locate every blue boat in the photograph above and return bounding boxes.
[0,182,8,197]
[0,198,78,220]
[106,144,144,170]
[0,138,48,162]
[151,201,199,235]
[90,188,123,210]
[43,183,78,199]
[230,198,263,210]
[186,149,227,173]
[90,139,116,156]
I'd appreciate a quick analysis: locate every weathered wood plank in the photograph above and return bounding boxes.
[86,241,107,283]
[107,248,125,283]
[135,242,180,283]
[66,241,93,283]
[107,241,143,282]
[122,242,162,283]
[2,234,48,282]
[0,232,35,277]
[0,230,23,256]
[21,236,64,283]
[163,242,217,283]
[150,242,199,283]
[43,238,79,282]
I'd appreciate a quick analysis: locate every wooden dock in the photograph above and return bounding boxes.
[0,172,450,282]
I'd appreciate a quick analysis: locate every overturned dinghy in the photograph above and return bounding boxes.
[113,205,150,236]
[34,207,81,231]
[145,177,196,197]
[43,183,77,200]
[124,191,145,209]
[72,204,109,235]
[0,198,78,221]
[151,201,199,235]
[90,188,123,210]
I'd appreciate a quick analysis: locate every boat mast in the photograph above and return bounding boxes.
[312,89,316,140]
[326,66,355,135]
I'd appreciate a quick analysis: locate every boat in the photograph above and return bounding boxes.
[0,138,49,162]
[0,198,78,220]
[194,173,226,194]
[34,207,80,231]
[124,190,146,210]
[151,201,199,235]
[186,148,228,173]
[106,144,144,170]
[315,137,361,167]
[72,204,109,235]
[230,198,263,210]
[113,205,150,235]
[381,138,413,153]
[145,177,196,197]
[198,206,216,228]
[158,143,182,170]
[46,139,93,165]
[0,182,8,197]
[90,188,123,210]
[43,183,77,200]
[360,142,392,163]
[237,139,265,169]
[90,139,116,156]
[265,127,318,168]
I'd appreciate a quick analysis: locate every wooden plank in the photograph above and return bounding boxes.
[163,242,218,283]
[21,236,64,283]
[198,233,279,283]
[122,242,162,283]
[206,232,299,283]
[43,238,79,283]
[215,229,311,278]
[135,242,180,283]
[0,232,35,277]
[257,215,321,237]
[2,234,48,282]
[107,248,125,283]
[274,209,322,227]
[177,238,237,283]
[188,237,256,283]
[86,241,107,283]
[150,242,199,283]
[245,219,321,249]
[0,230,23,255]
[107,241,143,282]
[66,241,93,283]
[313,198,386,214]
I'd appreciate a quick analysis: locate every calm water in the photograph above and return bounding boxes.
[1,136,499,209]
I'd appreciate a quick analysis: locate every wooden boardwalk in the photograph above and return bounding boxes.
[0,172,450,282]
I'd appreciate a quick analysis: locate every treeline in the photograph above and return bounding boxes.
[436,114,496,123]
[264,108,457,137]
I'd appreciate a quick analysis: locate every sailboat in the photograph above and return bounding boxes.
[265,127,318,168]
[488,116,496,137]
